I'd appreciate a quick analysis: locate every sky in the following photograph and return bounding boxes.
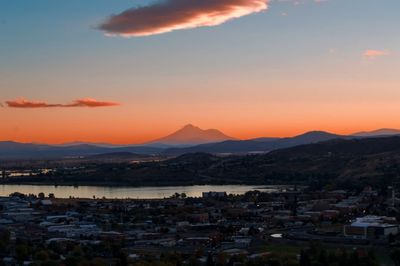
[0,0,399,144]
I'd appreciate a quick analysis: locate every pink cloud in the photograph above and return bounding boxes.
[5,98,120,108]
[69,98,120,107]
[99,0,269,37]
[363,49,390,59]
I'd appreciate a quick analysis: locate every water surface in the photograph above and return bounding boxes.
[0,184,278,199]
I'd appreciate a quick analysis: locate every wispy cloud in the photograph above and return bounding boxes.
[363,49,390,59]
[99,0,269,37]
[5,98,120,108]
[70,98,120,108]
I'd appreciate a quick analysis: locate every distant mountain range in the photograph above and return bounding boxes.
[352,128,400,137]
[163,131,346,155]
[1,126,399,159]
[0,141,163,159]
[11,135,400,188]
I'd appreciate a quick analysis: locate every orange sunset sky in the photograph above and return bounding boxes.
[1,0,399,144]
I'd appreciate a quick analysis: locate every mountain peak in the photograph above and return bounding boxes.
[148,124,235,145]
[182,123,196,128]
[298,131,339,137]
[287,130,342,144]
[352,128,400,137]
[180,124,200,131]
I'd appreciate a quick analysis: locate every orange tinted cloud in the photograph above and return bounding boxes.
[5,98,119,108]
[99,0,269,37]
[363,49,389,59]
[70,98,120,107]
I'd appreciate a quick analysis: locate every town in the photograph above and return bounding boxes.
[0,186,399,265]
[2,0,398,265]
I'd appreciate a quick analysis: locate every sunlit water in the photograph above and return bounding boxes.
[0,184,280,199]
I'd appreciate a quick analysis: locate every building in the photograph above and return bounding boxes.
[344,216,398,240]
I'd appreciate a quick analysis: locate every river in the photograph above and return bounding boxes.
[0,184,281,199]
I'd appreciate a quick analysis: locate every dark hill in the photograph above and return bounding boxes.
[164,131,344,155]
[0,141,163,159]
[269,136,400,157]
[6,136,400,189]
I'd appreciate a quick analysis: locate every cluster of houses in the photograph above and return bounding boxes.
[0,186,398,264]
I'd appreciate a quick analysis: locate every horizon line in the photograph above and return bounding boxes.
[1,126,399,146]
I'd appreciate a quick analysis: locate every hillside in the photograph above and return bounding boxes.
[6,136,400,189]
[0,141,163,159]
[352,128,400,137]
[164,131,345,155]
[3,128,398,159]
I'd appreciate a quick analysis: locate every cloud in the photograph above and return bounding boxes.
[5,98,120,108]
[69,98,120,107]
[363,49,390,59]
[99,0,269,37]
[6,99,59,108]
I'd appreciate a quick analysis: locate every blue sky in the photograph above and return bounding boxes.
[0,0,399,143]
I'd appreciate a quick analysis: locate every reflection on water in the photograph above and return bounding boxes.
[0,184,279,199]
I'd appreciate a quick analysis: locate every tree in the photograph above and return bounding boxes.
[35,250,50,261]
[188,256,200,266]
[389,233,396,243]
[391,248,400,266]
[41,261,59,266]
[216,252,226,266]
[348,251,360,266]
[207,253,215,266]
[339,249,348,266]
[15,244,29,262]
[327,251,338,264]
[65,256,79,266]
[299,250,311,266]
[318,249,328,265]
[71,245,84,258]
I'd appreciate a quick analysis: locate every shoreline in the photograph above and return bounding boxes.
[0,181,291,188]
[0,183,288,200]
